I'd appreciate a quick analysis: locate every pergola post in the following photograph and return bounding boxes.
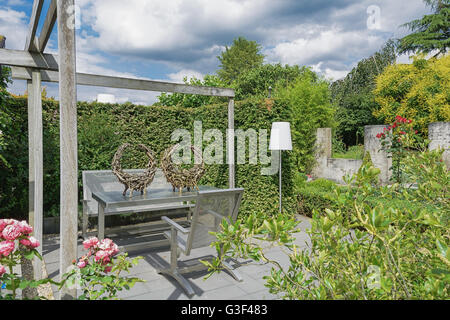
[57,0,78,300]
[27,70,43,280]
[228,98,235,188]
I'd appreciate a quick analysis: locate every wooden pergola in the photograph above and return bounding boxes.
[0,0,236,299]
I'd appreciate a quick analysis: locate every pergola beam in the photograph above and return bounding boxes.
[0,49,58,71]
[38,0,57,52]
[27,70,43,281]
[24,0,44,52]
[10,66,235,97]
[57,0,78,300]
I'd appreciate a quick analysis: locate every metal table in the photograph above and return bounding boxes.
[91,186,218,240]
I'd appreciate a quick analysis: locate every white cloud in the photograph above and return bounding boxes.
[78,0,275,53]
[265,26,385,67]
[0,7,28,49]
[2,0,27,6]
[167,69,204,83]
[311,62,349,81]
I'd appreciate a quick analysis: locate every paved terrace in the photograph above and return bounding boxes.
[42,215,311,300]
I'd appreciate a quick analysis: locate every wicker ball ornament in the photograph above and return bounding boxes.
[111,143,157,197]
[160,144,206,194]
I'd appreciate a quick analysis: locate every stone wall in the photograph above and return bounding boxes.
[312,122,449,184]
[428,122,450,169]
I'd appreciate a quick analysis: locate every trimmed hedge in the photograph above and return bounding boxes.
[0,95,297,220]
[296,178,441,218]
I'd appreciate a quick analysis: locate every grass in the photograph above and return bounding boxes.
[332,145,365,160]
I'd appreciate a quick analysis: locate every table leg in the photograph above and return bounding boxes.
[98,203,105,240]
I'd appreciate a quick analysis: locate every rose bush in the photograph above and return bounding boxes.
[377,115,422,183]
[0,219,54,300]
[60,237,144,300]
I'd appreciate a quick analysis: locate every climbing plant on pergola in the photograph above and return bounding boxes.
[0,0,236,300]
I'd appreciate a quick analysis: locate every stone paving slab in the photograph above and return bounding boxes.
[41,215,311,300]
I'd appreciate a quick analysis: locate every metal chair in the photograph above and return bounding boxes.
[158,188,244,296]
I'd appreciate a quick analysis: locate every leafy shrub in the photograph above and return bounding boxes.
[153,75,228,108]
[373,55,450,135]
[232,64,316,100]
[207,148,450,299]
[295,178,340,217]
[275,74,336,172]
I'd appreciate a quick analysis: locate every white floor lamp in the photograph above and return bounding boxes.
[269,122,292,214]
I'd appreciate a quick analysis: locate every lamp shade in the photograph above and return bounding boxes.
[269,122,292,150]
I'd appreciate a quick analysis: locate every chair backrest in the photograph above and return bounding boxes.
[82,168,171,215]
[186,188,244,255]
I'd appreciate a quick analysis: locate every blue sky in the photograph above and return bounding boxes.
[0,0,431,104]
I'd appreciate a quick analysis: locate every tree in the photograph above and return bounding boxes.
[373,54,450,134]
[398,0,450,56]
[232,63,316,100]
[275,73,336,172]
[331,40,397,146]
[153,75,227,108]
[217,37,264,84]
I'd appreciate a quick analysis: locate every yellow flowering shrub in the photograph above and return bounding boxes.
[373,55,450,134]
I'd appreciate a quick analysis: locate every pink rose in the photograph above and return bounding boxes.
[77,260,87,269]
[0,241,15,257]
[17,221,33,235]
[19,236,39,249]
[0,219,15,234]
[20,238,32,247]
[0,264,6,277]
[83,237,99,250]
[28,236,39,248]
[2,224,22,241]
[98,238,119,256]
[98,238,113,250]
[107,243,119,256]
[94,250,110,263]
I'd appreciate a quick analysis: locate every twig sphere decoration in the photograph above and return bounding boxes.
[111,143,157,197]
[160,144,205,194]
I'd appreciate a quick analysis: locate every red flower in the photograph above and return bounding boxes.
[399,131,406,135]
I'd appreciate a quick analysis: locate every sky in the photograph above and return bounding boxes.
[0,0,432,105]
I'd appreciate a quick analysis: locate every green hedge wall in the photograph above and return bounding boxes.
[296,178,441,218]
[0,95,297,220]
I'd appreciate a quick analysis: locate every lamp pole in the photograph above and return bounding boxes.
[279,150,282,213]
[269,122,292,215]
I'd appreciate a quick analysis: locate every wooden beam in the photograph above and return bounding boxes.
[11,66,236,97]
[27,79,35,245]
[0,49,58,71]
[57,0,78,300]
[38,0,57,52]
[228,98,235,188]
[29,70,43,280]
[25,0,44,52]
